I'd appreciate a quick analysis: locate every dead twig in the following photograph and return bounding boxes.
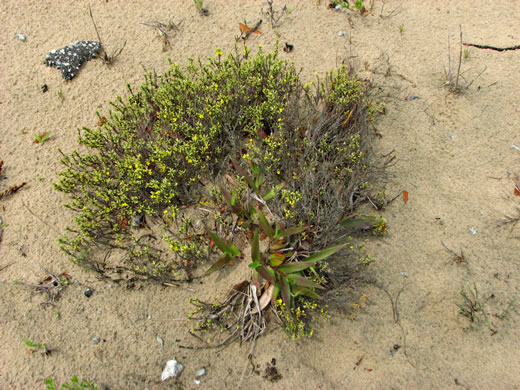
[89,6,126,64]
[441,241,466,264]
[262,1,288,28]
[463,42,520,52]
[142,19,181,51]
[378,282,416,368]
[1,268,71,306]
[182,281,270,349]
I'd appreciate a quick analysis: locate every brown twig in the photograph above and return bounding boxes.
[89,6,126,64]
[244,20,263,40]
[463,42,520,52]
[441,241,466,264]
[1,268,71,306]
[142,19,180,51]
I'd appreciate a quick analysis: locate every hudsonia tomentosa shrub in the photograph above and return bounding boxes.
[54,45,379,282]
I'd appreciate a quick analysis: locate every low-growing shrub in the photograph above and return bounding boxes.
[55,44,384,339]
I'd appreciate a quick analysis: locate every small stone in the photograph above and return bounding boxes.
[161,359,184,381]
[157,336,164,347]
[97,310,102,315]
[41,84,48,93]
[194,379,201,385]
[91,336,101,345]
[400,272,408,278]
[84,287,93,298]
[338,31,347,36]
[195,368,206,377]
[469,227,477,235]
[15,33,26,42]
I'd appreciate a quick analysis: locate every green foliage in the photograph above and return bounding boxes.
[24,339,45,350]
[331,0,364,10]
[33,131,52,144]
[55,45,382,340]
[55,45,310,281]
[45,376,97,390]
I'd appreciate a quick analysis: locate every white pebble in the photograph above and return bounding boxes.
[161,359,184,381]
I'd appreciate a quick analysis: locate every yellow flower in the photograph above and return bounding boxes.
[216,48,223,56]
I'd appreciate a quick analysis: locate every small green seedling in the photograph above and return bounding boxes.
[24,339,51,355]
[45,376,97,390]
[193,0,209,16]
[33,131,52,144]
[57,89,64,101]
[399,25,404,34]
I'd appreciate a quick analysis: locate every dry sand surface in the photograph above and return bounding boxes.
[1,1,520,388]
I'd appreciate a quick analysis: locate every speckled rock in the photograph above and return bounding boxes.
[44,41,101,80]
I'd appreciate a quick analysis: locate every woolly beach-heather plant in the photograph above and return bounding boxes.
[55,45,382,333]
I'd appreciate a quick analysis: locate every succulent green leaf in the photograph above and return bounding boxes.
[339,215,379,231]
[303,243,347,263]
[292,286,322,300]
[257,209,274,239]
[205,254,234,275]
[277,225,311,238]
[277,260,319,274]
[257,265,275,283]
[208,231,240,257]
[251,229,260,264]
[280,276,291,308]
[288,274,326,290]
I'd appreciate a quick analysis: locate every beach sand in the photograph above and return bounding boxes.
[1,1,519,388]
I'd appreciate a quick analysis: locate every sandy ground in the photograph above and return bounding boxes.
[1,1,520,389]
